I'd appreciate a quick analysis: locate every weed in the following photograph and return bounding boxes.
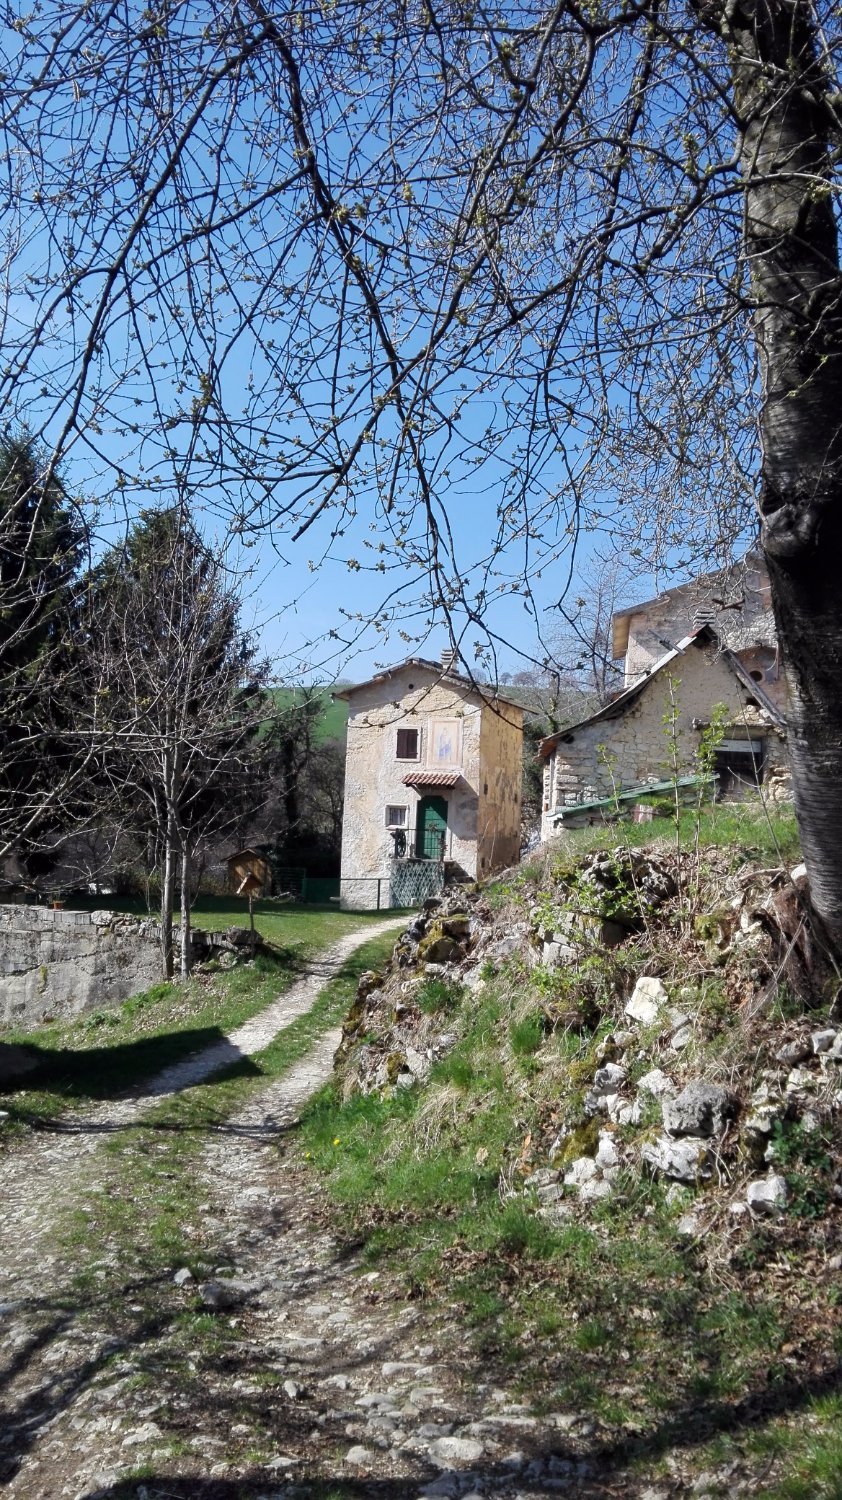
[416,977,462,1014]
[509,1013,544,1056]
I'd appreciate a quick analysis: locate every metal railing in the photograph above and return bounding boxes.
[389,825,448,861]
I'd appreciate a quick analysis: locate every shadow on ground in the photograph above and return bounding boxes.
[0,1027,265,1109]
[54,1350,842,1497]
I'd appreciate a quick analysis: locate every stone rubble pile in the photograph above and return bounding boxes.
[336,850,842,1234]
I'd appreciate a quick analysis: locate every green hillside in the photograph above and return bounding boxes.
[266,685,349,743]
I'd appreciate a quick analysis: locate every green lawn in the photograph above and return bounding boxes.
[0,907,396,1128]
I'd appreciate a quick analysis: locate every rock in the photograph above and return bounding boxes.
[199,1279,241,1311]
[172,1267,193,1287]
[676,1214,700,1236]
[776,1037,811,1066]
[579,1177,612,1202]
[345,1445,375,1466]
[625,976,668,1025]
[746,1175,788,1214]
[641,1135,712,1183]
[564,1157,599,1188]
[462,967,486,992]
[422,935,464,964]
[120,1421,162,1446]
[637,1068,675,1099]
[543,938,575,969]
[670,1018,693,1051]
[429,1435,485,1466]
[592,1062,626,1094]
[595,1133,619,1170]
[812,1029,838,1055]
[662,1080,738,1138]
[729,1200,749,1218]
[610,1098,641,1126]
[405,1047,431,1081]
[283,1379,303,1400]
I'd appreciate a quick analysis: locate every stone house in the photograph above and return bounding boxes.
[539,626,789,839]
[336,656,524,909]
[612,551,786,711]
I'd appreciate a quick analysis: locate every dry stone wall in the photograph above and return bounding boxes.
[0,906,162,1028]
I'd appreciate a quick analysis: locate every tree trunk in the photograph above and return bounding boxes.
[724,0,842,958]
[180,847,191,980]
[160,831,175,980]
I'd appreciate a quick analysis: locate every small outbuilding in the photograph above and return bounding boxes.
[538,626,789,839]
[226,848,273,898]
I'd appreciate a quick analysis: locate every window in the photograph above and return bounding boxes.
[396,727,419,759]
[386,805,408,827]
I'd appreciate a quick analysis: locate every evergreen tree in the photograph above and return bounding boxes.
[0,432,85,885]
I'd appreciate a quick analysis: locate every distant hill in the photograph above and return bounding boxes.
[266,686,349,744]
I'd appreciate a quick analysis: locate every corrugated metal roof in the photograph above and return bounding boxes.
[401,768,462,787]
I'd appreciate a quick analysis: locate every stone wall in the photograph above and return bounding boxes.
[0,906,162,1028]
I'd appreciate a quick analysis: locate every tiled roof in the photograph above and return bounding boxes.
[401,768,462,787]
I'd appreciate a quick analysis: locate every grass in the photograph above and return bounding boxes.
[28,929,400,1461]
[0,907,396,1127]
[559,796,800,862]
[295,825,842,1495]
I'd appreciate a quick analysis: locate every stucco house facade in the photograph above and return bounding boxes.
[539,626,789,840]
[336,657,524,909]
[612,551,786,711]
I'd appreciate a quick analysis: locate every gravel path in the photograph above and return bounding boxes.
[0,917,403,1300]
[0,916,673,1500]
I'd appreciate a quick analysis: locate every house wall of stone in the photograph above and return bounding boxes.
[622,557,784,707]
[477,703,524,875]
[0,906,162,1028]
[540,642,788,840]
[339,669,487,908]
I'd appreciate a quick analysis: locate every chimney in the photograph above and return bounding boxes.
[441,647,458,673]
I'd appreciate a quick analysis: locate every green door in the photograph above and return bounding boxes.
[416,795,448,860]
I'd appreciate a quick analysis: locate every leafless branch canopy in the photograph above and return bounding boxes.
[4,0,819,662]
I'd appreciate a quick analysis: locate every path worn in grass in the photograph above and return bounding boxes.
[0,918,403,1305]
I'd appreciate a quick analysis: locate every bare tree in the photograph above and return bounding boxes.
[544,553,641,706]
[3,1,842,949]
[90,506,268,978]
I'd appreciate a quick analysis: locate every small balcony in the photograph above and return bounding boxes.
[389,825,450,862]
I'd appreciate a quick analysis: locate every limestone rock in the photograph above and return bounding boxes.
[428,1435,485,1466]
[579,1177,612,1202]
[637,1067,676,1100]
[662,1080,738,1139]
[641,1135,712,1183]
[345,1445,375,1466]
[543,938,575,969]
[746,1175,788,1214]
[564,1157,599,1188]
[776,1037,811,1066]
[812,1029,838,1055]
[625,976,668,1025]
[595,1133,619,1170]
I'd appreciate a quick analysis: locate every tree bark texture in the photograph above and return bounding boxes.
[726,0,842,954]
[180,849,191,981]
